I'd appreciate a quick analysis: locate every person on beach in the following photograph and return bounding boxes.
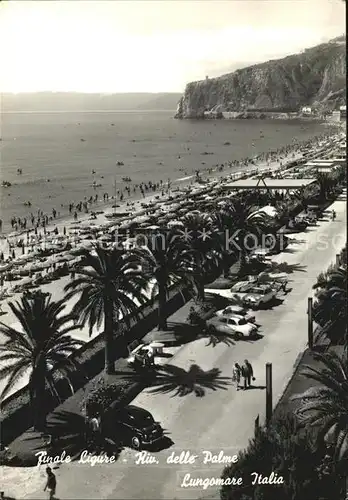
[241,360,255,390]
[44,467,56,500]
[232,363,242,390]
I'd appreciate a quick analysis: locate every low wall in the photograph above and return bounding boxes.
[0,285,192,446]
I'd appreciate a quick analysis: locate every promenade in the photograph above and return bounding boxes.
[3,189,344,499]
[0,150,303,397]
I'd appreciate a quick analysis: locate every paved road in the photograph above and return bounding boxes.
[15,191,347,500]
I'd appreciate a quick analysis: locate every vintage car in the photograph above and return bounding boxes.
[243,285,277,309]
[106,405,164,450]
[215,305,256,323]
[208,315,258,338]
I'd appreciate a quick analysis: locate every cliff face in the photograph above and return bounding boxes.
[175,37,346,119]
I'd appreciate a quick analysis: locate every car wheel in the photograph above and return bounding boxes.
[131,436,142,450]
[235,332,243,340]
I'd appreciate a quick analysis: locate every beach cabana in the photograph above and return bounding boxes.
[222,178,318,196]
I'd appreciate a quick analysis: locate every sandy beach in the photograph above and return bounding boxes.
[0,129,343,398]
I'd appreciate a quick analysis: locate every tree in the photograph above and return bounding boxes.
[211,210,238,278]
[134,231,192,331]
[0,291,84,430]
[315,171,335,200]
[291,351,348,471]
[222,200,271,271]
[65,245,148,374]
[313,267,347,344]
[220,413,337,500]
[180,213,221,300]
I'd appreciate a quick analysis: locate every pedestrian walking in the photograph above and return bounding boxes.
[44,467,56,500]
[232,363,241,390]
[88,413,102,452]
[332,210,336,221]
[241,359,255,390]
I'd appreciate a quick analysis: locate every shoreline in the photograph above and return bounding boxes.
[0,129,344,399]
[0,128,336,240]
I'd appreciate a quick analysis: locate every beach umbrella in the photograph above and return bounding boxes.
[0,263,13,273]
[21,262,40,273]
[45,254,61,264]
[98,234,113,241]
[14,254,32,263]
[168,220,184,227]
[17,277,33,287]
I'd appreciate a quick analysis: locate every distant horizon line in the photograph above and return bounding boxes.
[1,91,183,95]
[2,109,177,114]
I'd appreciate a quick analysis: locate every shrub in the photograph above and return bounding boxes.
[220,413,341,500]
[81,377,132,416]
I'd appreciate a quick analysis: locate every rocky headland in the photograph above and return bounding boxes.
[175,36,346,119]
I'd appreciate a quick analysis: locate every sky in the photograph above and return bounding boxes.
[0,0,345,93]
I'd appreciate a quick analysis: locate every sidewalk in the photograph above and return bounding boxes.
[1,190,345,499]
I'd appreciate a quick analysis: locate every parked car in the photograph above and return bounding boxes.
[106,405,164,450]
[209,315,258,338]
[230,281,256,293]
[299,213,317,225]
[257,272,289,292]
[215,305,256,323]
[243,285,277,309]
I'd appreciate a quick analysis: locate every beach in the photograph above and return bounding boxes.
[0,125,343,399]
[1,111,328,233]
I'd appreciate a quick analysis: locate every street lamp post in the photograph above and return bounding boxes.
[336,253,341,267]
[308,297,313,349]
[266,363,273,427]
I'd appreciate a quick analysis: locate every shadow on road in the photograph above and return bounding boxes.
[146,435,174,452]
[287,238,307,245]
[257,298,284,310]
[145,364,232,398]
[46,410,123,462]
[267,262,307,274]
[281,247,299,254]
[241,332,264,342]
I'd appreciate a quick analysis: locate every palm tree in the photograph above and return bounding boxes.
[313,267,347,344]
[291,351,348,470]
[180,213,221,301]
[315,171,335,200]
[211,210,238,278]
[134,231,192,331]
[223,200,270,272]
[0,291,84,430]
[64,245,148,374]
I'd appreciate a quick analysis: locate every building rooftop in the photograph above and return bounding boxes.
[222,178,317,190]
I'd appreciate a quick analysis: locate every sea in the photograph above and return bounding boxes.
[0,110,326,233]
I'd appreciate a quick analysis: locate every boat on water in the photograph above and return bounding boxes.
[116,161,124,166]
[2,181,12,188]
[122,177,132,182]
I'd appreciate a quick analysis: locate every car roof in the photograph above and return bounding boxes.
[122,405,152,419]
